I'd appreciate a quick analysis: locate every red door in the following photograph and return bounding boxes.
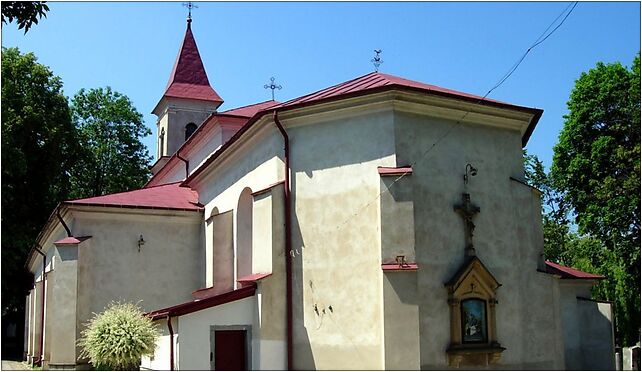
[214,330,247,370]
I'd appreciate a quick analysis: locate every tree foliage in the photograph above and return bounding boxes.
[69,87,152,199]
[1,1,49,33]
[545,53,640,346]
[78,302,160,370]
[1,47,82,314]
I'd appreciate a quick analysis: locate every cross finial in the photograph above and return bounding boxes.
[371,49,383,72]
[264,77,282,100]
[182,2,198,24]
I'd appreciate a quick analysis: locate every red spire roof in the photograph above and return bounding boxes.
[65,182,202,211]
[159,23,223,105]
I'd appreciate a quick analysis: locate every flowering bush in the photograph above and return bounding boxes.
[78,302,160,370]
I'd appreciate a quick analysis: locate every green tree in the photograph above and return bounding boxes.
[1,47,82,355]
[524,151,573,263]
[1,1,49,33]
[78,302,160,370]
[551,53,640,345]
[69,87,152,199]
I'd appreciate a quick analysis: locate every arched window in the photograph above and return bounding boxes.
[159,128,165,157]
[236,188,253,280]
[185,122,197,141]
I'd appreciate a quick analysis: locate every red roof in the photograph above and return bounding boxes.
[158,23,222,105]
[273,72,511,110]
[381,263,419,271]
[378,165,413,176]
[221,100,280,118]
[148,285,256,320]
[545,261,605,280]
[65,182,202,211]
[53,236,91,245]
[183,72,543,185]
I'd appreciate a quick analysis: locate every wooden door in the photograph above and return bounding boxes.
[211,329,247,370]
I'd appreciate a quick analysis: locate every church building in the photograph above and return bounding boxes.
[24,16,615,370]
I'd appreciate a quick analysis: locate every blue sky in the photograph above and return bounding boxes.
[2,1,640,169]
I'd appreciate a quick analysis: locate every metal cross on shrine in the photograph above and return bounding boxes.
[371,49,383,72]
[454,193,480,257]
[264,77,282,100]
[182,2,198,23]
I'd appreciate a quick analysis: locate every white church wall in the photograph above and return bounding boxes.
[70,208,203,355]
[286,108,397,370]
[177,296,258,370]
[391,109,564,369]
[141,317,176,371]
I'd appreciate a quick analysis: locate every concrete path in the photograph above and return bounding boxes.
[1,360,31,370]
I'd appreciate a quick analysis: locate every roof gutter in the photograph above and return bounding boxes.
[177,149,189,179]
[56,207,72,237]
[273,110,293,370]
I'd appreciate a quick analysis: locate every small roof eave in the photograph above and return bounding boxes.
[147,285,256,320]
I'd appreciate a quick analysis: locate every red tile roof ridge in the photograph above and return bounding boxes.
[544,260,605,280]
[71,181,184,200]
[221,99,280,114]
[65,182,201,211]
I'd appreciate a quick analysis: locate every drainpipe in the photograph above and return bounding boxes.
[32,245,47,367]
[177,150,189,179]
[167,315,174,371]
[56,207,72,237]
[272,111,293,370]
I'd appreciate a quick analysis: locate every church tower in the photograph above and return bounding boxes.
[152,17,223,158]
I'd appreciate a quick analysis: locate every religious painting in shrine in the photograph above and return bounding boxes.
[461,298,487,343]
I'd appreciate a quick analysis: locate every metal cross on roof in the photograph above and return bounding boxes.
[264,77,282,100]
[182,2,198,23]
[371,49,383,72]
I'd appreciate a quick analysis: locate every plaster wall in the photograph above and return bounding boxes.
[206,210,234,291]
[47,244,80,366]
[157,99,218,157]
[578,299,615,370]
[287,109,396,370]
[72,209,203,361]
[176,296,258,370]
[392,110,564,369]
[141,318,176,370]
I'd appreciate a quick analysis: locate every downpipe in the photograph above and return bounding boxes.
[272,110,293,370]
[32,245,47,367]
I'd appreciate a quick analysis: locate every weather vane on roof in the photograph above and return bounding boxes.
[264,77,282,100]
[182,2,198,23]
[371,49,383,72]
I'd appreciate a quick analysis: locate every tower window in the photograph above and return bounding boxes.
[159,128,165,157]
[185,123,197,140]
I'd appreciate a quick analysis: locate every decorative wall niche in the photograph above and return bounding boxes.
[444,256,505,367]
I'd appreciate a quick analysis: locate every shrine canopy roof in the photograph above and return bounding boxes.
[545,261,605,280]
[64,182,202,211]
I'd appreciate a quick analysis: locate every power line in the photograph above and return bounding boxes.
[328,2,579,235]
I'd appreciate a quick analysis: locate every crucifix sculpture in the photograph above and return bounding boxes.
[454,193,480,257]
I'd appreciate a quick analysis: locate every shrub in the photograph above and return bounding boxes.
[78,302,160,370]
